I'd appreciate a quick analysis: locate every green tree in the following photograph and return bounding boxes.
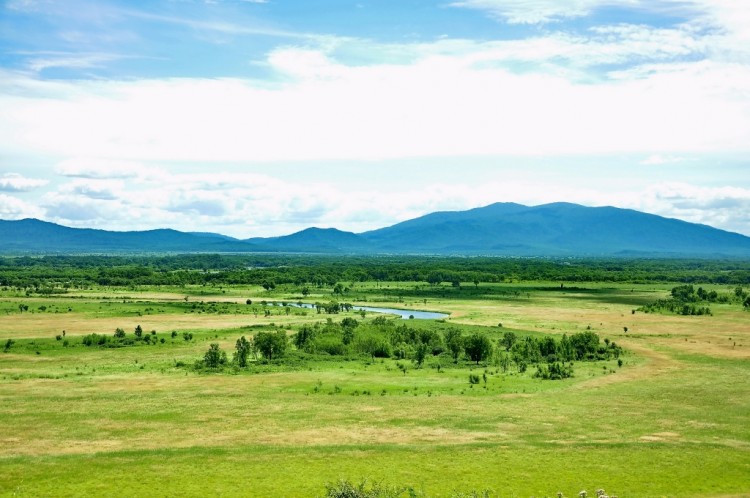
[500,331,517,351]
[426,272,442,286]
[498,352,511,372]
[204,343,227,368]
[134,325,143,338]
[254,330,287,360]
[444,327,464,363]
[294,325,316,352]
[464,333,493,364]
[262,280,276,292]
[414,342,428,368]
[114,327,126,339]
[234,336,251,367]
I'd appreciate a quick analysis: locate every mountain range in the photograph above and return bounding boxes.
[2,202,749,257]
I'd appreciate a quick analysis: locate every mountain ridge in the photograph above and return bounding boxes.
[1,203,749,256]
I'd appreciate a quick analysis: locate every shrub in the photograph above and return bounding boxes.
[322,479,416,498]
[203,343,227,369]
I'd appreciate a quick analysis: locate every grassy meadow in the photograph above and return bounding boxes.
[1,276,749,497]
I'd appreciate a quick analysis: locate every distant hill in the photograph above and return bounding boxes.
[247,227,372,253]
[359,202,750,256]
[0,219,261,253]
[2,203,750,256]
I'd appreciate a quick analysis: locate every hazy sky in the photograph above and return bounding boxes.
[1,0,749,237]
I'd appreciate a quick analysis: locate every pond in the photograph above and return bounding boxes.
[271,302,448,320]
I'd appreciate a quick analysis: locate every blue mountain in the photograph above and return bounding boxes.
[2,203,749,256]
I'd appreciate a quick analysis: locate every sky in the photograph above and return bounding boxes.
[1,0,749,238]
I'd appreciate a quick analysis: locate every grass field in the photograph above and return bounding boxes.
[1,282,748,497]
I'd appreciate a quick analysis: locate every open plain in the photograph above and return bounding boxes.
[1,263,749,497]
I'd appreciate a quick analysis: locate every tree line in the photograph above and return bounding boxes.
[2,255,749,291]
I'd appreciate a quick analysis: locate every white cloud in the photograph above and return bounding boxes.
[2,162,746,237]
[2,49,749,164]
[638,182,750,235]
[23,52,127,73]
[55,157,158,179]
[449,0,640,24]
[58,179,122,200]
[0,173,48,192]
[640,154,689,165]
[0,193,45,219]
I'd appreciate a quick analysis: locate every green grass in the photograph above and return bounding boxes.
[1,281,749,497]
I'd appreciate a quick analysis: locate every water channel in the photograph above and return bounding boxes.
[271,302,448,320]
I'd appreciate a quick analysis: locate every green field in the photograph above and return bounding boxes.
[1,262,749,497]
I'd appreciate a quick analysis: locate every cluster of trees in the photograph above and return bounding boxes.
[2,255,749,292]
[196,331,288,370]
[80,326,190,348]
[637,284,750,315]
[193,319,619,381]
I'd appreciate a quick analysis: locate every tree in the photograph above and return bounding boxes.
[114,327,126,339]
[293,325,316,352]
[234,336,251,367]
[558,334,574,362]
[464,333,493,364]
[254,330,287,360]
[333,283,344,295]
[262,280,276,292]
[204,343,227,368]
[570,331,600,360]
[498,352,511,372]
[134,325,143,338]
[414,343,428,368]
[444,327,464,363]
[426,272,442,286]
[500,331,517,351]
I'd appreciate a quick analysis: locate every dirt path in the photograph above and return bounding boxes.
[573,338,680,390]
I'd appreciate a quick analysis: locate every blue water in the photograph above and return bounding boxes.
[271,302,448,320]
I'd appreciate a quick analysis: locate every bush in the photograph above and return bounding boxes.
[322,479,415,498]
[203,343,227,369]
[534,362,573,380]
[82,333,110,347]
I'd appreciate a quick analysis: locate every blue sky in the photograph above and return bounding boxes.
[1,0,749,237]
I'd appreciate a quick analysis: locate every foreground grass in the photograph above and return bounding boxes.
[3,444,749,497]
